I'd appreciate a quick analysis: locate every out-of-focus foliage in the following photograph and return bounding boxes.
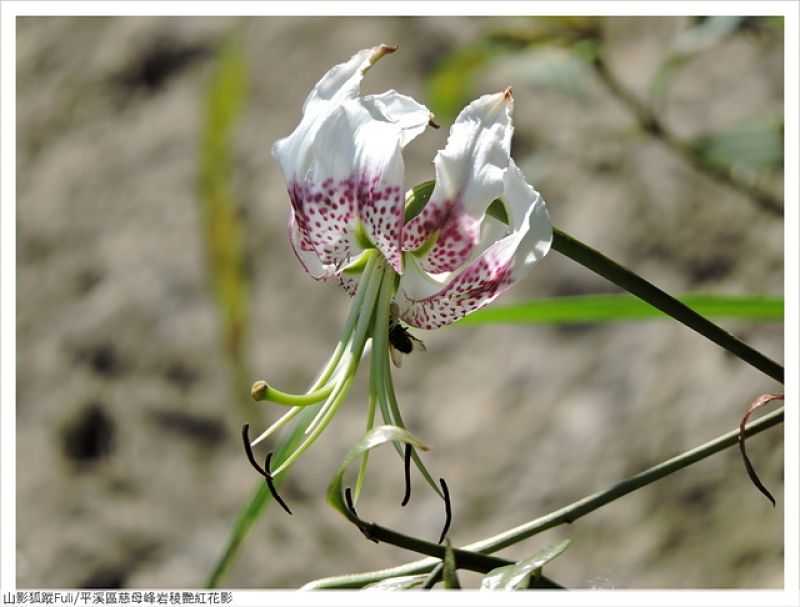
[649,17,782,101]
[198,40,250,374]
[649,16,746,101]
[426,17,601,120]
[427,16,783,184]
[693,114,784,172]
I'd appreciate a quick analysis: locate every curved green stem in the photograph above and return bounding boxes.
[384,356,443,497]
[552,228,784,384]
[252,382,335,407]
[304,406,783,589]
[354,391,378,502]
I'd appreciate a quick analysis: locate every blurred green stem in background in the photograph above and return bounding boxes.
[197,40,256,418]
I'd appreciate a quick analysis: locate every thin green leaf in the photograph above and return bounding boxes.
[362,574,430,590]
[455,294,783,326]
[481,539,572,590]
[442,542,461,589]
[551,229,783,384]
[327,426,428,523]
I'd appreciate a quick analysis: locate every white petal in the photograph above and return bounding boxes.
[402,90,514,274]
[397,162,551,329]
[272,45,396,194]
[272,46,429,278]
[290,91,429,273]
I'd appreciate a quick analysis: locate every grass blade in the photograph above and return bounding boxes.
[456,293,783,325]
[552,229,783,384]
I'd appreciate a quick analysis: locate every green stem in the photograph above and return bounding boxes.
[303,406,783,589]
[552,228,784,384]
[467,406,784,554]
[253,382,335,407]
[354,391,377,502]
[370,270,396,433]
[300,520,560,589]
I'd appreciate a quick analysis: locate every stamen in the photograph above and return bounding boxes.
[241,424,292,515]
[242,424,269,477]
[264,451,293,515]
[344,486,358,517]
[438,478,452,544]
[401,444,412,507]
[345,487,378,544]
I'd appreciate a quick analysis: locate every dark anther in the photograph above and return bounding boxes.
[241,424,292,515]
[438,478,452,544]
[428,118,441,129]
[264,452,292,515]
[401,444,412,507]
[345,487,378,543]
[344,487,358,517]
[242,424,269,477]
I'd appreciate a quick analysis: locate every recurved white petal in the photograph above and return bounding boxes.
[402,90,514,274]
[397,161,551,329]
[288,91,429,274]
[272,45,397,182]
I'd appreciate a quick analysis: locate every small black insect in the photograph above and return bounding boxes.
[388,302,426,367]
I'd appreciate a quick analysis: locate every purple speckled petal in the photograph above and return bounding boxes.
[403,90,514,274]
[273,45,430,279]
[397,161,552,329]
[287,178,356,274]
[288,207,334,280]
[289,91,429,274]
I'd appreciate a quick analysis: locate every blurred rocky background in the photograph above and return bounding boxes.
[16,16,784,589]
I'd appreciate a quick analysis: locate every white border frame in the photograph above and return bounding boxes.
[2,2,798,606]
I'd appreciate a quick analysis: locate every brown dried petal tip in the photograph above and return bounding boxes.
[371,44,399,63]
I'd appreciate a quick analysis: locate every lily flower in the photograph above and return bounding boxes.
[247,45,552,512]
